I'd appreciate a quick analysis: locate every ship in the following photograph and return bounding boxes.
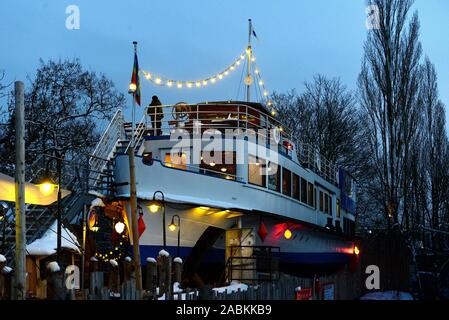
[87,22,358,286]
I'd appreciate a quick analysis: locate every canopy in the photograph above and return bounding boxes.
[0,172,71,205]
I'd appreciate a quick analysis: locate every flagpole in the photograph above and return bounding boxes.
[132,41,138,145]
[128,40,143,297]
[246,19,252,103]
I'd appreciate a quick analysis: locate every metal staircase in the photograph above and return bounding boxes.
[1,109,133,267]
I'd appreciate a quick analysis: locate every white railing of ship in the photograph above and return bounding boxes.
[125,112,148,154]
[89,109,125,180]
[123,103,339,185]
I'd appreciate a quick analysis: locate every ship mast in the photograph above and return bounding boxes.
[246,19,252,102]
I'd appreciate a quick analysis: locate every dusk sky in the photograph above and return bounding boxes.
[1,0,448,124]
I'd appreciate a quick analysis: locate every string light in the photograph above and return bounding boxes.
[140,47,279,119]
[141,50,246,89]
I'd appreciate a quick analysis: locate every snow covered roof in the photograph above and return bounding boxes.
[26,221,81,256]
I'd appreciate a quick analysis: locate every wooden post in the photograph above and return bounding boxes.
[0,257,7,299]
[145,257,157,299]
[89,257,104,300]
[157,251,171,300]
[122,257,136,300]
[172,257,183,284]
[128,146,143,298]
[14,81,26,300]
[108,260,120,299]
[46,262,64,300]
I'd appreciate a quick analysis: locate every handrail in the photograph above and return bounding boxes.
[130,102,339,185]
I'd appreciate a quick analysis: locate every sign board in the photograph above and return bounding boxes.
[295,288,312,300]
[322,283,335,300]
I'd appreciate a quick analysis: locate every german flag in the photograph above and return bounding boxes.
[130,50,141,106]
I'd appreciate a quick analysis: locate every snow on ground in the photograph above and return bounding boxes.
[90,256,98,262]
[125,256,132,262]
[360,291,414,300]
[26,221,80,256]
[0,254,6,263]
[212,281,248,294]
[173,282,182,293]
[47,261,61,273]
[146,257,156,263]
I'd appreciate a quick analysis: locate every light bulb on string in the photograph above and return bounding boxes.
[155,77,162,85]
[167,81,173,87]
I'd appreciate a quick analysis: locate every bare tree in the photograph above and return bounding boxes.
[358,0,423,226]
[415,59,449,248]
[0,58,125,179]
[272,75,361,169]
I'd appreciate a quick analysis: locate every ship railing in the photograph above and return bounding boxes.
[126,103,340,186]
[225,245,280,283]
[90,109,125,180]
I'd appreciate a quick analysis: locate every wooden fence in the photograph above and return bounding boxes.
[1,254,361,300]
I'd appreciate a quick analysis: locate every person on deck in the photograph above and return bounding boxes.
[147,95,163,136]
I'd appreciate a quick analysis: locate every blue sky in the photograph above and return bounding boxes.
[1,0,448,123]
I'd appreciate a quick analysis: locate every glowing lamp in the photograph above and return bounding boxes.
[37,174,57,195]
[220,167,227,172]
[354,246,360,255]
[128,83,137,93]
[114,221,125,234]
[149,202,160,213]
[38,181,56,195]
[284,229,292,240]
[155,78,162,84]
[168,222,177,232]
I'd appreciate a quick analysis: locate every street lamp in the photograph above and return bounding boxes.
[148,191,166,249]
[168,214,181,258]
[39,154,63,264]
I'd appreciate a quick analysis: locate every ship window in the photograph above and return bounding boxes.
[248,155,266,187]
[292,174,300,200]
[164,152,187,170]
[300,178,307,203]
[268,162,280,192]
[324,194,329,214]
[307,182,314,207]
[200,151,236,179]
[319,191,324,212]
[282,168,291,197]
[336,199,341,218]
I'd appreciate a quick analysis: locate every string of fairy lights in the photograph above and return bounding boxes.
[140,47,276,115]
